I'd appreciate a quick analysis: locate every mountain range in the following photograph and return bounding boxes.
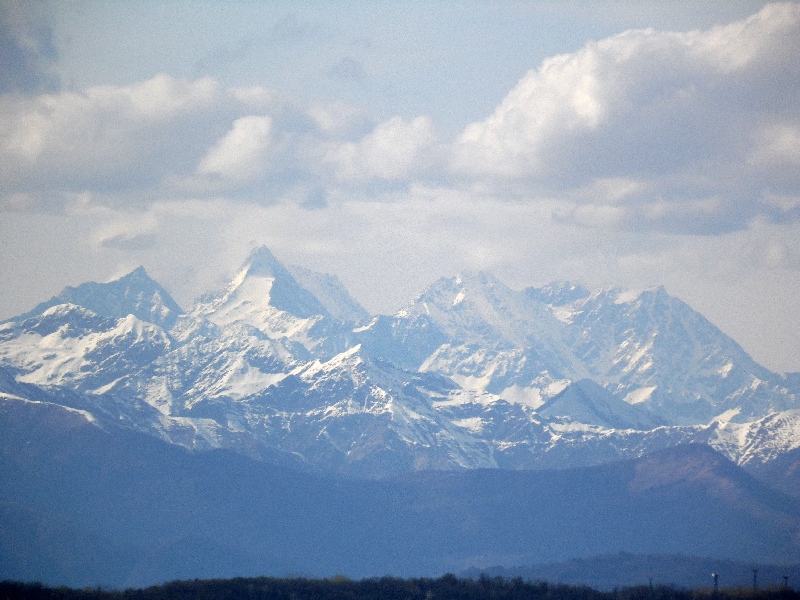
[2,246,799,586]
[2,245,798,477]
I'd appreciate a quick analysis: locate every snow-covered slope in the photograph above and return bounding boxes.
[399,272,584,409]
[1,247,798,477]
[287,264,369,324]
[532,284,795,424]
[0,303,172,392]
[10,266,184,330]
[194,246,327,331]
[191,246,355,360]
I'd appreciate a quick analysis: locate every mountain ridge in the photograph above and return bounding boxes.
[2,400,799,586]
[6,266,185,330]
[1,246,798,478]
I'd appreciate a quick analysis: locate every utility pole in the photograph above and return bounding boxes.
[753,568,758,592]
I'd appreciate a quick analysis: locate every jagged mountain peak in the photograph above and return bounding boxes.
[405,270,517,315]
[525,282,591,306]
[287,264,369,324]
[2,252,799,482]
[539,378,663,430]
[117,265,149,281]
[8,266,184,330]
[194,246,330,325]
[241,245,289,279]
[572,285,674,311]
[400,270,565,347]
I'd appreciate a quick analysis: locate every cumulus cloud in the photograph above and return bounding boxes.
[1,2,798,236]
[306,100,370,137]
[0,74,225,203]
[450,2,800,233]
[0,67,439,208]
[197,115,273,181]
[325,115,437,182]
[750,122,800,169]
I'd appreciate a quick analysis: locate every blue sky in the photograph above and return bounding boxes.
[1,1,799,372]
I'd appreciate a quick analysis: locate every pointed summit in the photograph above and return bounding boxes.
[121,265,149,279]
[403,270,560,347]
[10,267,184,330]
[197,246,329,322]
[242,246,288,279]
[538,379,662,430]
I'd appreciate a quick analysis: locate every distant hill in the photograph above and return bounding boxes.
[2,397,799,587]
[466,554,800,591]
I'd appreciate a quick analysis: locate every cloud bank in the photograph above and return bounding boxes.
[452,2,800,233]
[2,3,798,234]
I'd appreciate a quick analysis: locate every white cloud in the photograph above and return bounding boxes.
[196,115,272,181]
[749,121,800,168]
[325,115,436,182]
[0,74,224,201]
[6,3,796,229]
[0,71,438,206]
[449,2,800,233]
[306,100,369,137]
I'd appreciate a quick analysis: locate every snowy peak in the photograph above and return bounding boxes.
[11,266,184,330]
[539,379,663,430]
[537,283,783,424]
[404,272,577,371]
[242,245,289,279]
[196,246,329,322]
[4,303,112,339]
[238,247,329,319]
[0,302,173,392]
[402,271,543,345]
[524,282,591,306]
[287,264,369,323]
[1,253,798,479]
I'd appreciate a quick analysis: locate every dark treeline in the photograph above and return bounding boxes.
[1,575,799,600]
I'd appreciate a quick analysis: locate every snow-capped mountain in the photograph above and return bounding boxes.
[538,379,664,430]
[1,246,798,477]
[16,265,184,330]
[535,284,792,425]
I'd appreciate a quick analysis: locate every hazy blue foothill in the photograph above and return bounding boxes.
[1,400,799,588]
